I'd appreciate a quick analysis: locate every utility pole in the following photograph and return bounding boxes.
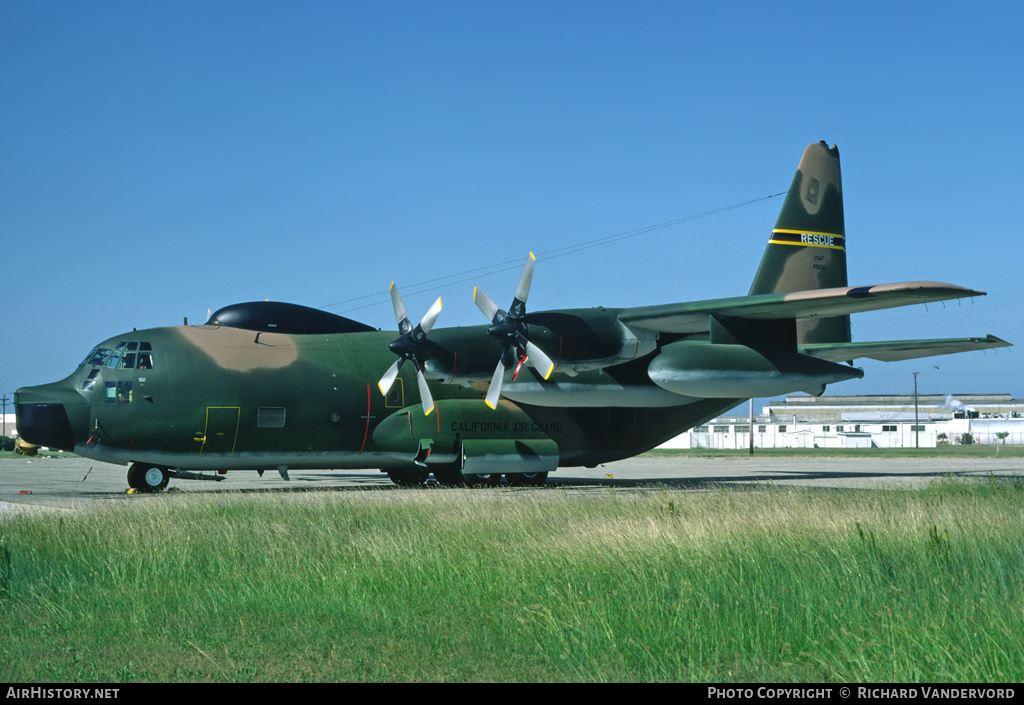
[1,394,8,440]
[749,398,754,456]
[913,372,920,449]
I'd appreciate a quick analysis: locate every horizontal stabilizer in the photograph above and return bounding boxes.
[801,335,1011,363]
[620,281,985,334]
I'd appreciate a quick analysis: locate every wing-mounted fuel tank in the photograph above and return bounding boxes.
[371,398,559,474]
[647,312,862,398]
[648,339,863,398]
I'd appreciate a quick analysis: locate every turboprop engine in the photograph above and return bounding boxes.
[647,340,863,398]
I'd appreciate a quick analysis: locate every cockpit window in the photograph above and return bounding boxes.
[105,381,132,404]
[105,350,125,369]
[82,343,155,369]
[82,348,109,366]
[81,368,100,391]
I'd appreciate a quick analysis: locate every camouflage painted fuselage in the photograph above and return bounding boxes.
[18,314,738,473]
[15,142,1009,483]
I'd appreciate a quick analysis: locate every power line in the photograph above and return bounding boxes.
[325,191,786,314]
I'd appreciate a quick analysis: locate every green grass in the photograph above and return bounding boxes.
[2,479,1022,682]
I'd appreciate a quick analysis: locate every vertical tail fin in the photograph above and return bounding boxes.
[749,141,850,344]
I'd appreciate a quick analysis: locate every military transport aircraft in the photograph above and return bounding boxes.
[15,142,1010,491]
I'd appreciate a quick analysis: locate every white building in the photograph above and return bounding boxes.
[661,393,1024,449]
[1,412,15,439]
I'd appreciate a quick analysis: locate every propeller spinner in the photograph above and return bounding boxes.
[473,252,556,409]
[378,282,442,416]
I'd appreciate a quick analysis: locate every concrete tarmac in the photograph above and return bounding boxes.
[2,454,1023,514]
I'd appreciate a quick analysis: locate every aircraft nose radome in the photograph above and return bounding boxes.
[16,402,75,451]
[15,385,83,452]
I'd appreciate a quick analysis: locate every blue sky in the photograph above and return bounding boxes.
[3,1,1021,406]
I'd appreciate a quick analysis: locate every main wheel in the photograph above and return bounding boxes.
[505,471,549,487]
[127,463,169,493]
[461,472,502,487]
[387,468,430,487]
[432,467,465,486]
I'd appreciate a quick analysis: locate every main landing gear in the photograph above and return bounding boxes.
[505,471,548,487]
[386,467,431,486]
[384,468,549,488]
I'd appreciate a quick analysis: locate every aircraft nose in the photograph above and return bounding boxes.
[15,385,83,452]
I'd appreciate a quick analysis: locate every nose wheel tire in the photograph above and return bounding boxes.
[127,463,170,493]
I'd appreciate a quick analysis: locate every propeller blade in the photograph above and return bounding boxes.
[473,287,502,322]
[419,297,442,334]
[513,252,536,309]
[381,285,443,408]
[476,252,556,408]
[524,340,555,380]
[389,281,413,335]
[416,368,435,416]
[484,360,505,409]
[378,358,403,396]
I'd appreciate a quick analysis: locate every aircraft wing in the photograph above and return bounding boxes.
[618,281,985,334]
[800,335,1011,363]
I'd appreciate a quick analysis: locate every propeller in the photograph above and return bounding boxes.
[473,252,556,409]
[378,282,442,416]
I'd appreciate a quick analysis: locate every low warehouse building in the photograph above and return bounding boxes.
[661,393,1024,449]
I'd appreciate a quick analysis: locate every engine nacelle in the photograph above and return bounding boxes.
[647,340,863,398]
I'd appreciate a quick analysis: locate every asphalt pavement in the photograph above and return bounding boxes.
[2,454,1022,514]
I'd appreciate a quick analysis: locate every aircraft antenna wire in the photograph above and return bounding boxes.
[327,191,786,314]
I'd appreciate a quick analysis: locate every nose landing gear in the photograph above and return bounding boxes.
[127,463,170,493]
